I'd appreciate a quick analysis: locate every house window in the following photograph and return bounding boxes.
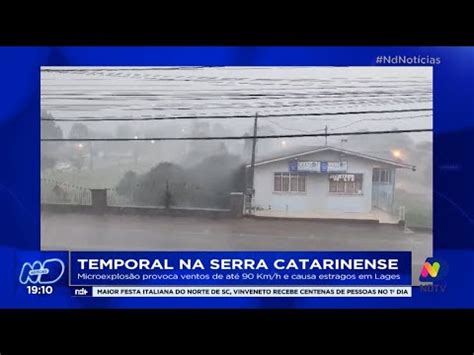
[274,173,282,191]
[329,174,363,195]
[274,172,306,193]
[337,180,345,193]
[290,174,298,191]
[297,175,306,192]
[282,173,289,191]
[373,168,392,183]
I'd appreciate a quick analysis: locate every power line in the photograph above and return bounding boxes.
[41,108,432,122]
[330,114,432,131]
[42,128,432,142]
[265,114,431,134]
[41,92,432,100]
[41,67,208,72]
[265,119,327,134]
[41,98,431,112]
[42,69,432,86]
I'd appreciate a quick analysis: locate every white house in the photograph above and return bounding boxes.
[246,146,415,222]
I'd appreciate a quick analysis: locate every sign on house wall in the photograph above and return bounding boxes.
[329,174,355,182]
[289,160,348,173]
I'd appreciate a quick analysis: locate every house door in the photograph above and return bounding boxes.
[371,168,395,212]
[372,182,380,209]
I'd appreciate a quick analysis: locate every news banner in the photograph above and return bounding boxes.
[19,252,413,298]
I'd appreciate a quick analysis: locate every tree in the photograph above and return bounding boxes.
[186,121,223,162]
[41,112,63,139]
[132,162,187,207]
[41,111,63,171]
[232,164,247,192]
[68,123,91,170]
[163,180,172,209]
[41,155,57,170]
[69,123,89,139]
[187,152,243,208]
[116,152,245,209]
[116,171,138,199]
[70,152,85,170]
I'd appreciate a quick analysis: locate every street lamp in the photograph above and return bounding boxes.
[391,149,402,159]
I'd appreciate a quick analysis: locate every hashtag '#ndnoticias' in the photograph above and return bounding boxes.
[376,55,441,65]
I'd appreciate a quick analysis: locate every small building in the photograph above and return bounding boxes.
[246,146,415,223]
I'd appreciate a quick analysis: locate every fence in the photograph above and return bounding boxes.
[41,178,92,205]
[107,182,234,210]
[41,183,245,218]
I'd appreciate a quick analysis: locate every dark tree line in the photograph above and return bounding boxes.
[116,152,246,209]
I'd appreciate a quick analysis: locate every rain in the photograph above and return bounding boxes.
[41,66,432,281]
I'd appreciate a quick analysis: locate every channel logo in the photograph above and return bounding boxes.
[72,287,92,297]
[19,258,65,285]
[419,258,447,282]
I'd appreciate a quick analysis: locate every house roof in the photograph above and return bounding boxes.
[246,146,416,170]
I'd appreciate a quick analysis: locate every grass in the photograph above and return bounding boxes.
[394,189,432,229]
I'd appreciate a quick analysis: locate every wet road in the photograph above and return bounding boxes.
[41,212,432,284]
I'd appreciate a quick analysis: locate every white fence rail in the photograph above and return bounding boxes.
[41,178,92,205]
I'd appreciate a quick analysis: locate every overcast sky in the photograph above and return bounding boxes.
[41,66,432,142]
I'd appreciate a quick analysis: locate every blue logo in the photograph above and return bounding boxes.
[19,258,65,285]
[320,161,328,173]
[288,160,298,172]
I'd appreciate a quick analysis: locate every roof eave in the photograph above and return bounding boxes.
[245,146,416,170]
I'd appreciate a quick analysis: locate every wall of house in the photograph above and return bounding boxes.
[253,150,394,214]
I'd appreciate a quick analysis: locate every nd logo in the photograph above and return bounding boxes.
[19,258,65,285]
[419,258,447,282]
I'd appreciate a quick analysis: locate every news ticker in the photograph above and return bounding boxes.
[72,286,412,298]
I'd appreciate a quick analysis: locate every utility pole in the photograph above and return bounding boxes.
[89,142,93,170]
[164,179,171,209]
[325,125,328,146]
[248,112,258,214]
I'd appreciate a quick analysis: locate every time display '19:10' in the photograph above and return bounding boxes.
[26,285,54,295]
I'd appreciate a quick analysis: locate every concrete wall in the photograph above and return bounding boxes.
[253,150,395,214]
